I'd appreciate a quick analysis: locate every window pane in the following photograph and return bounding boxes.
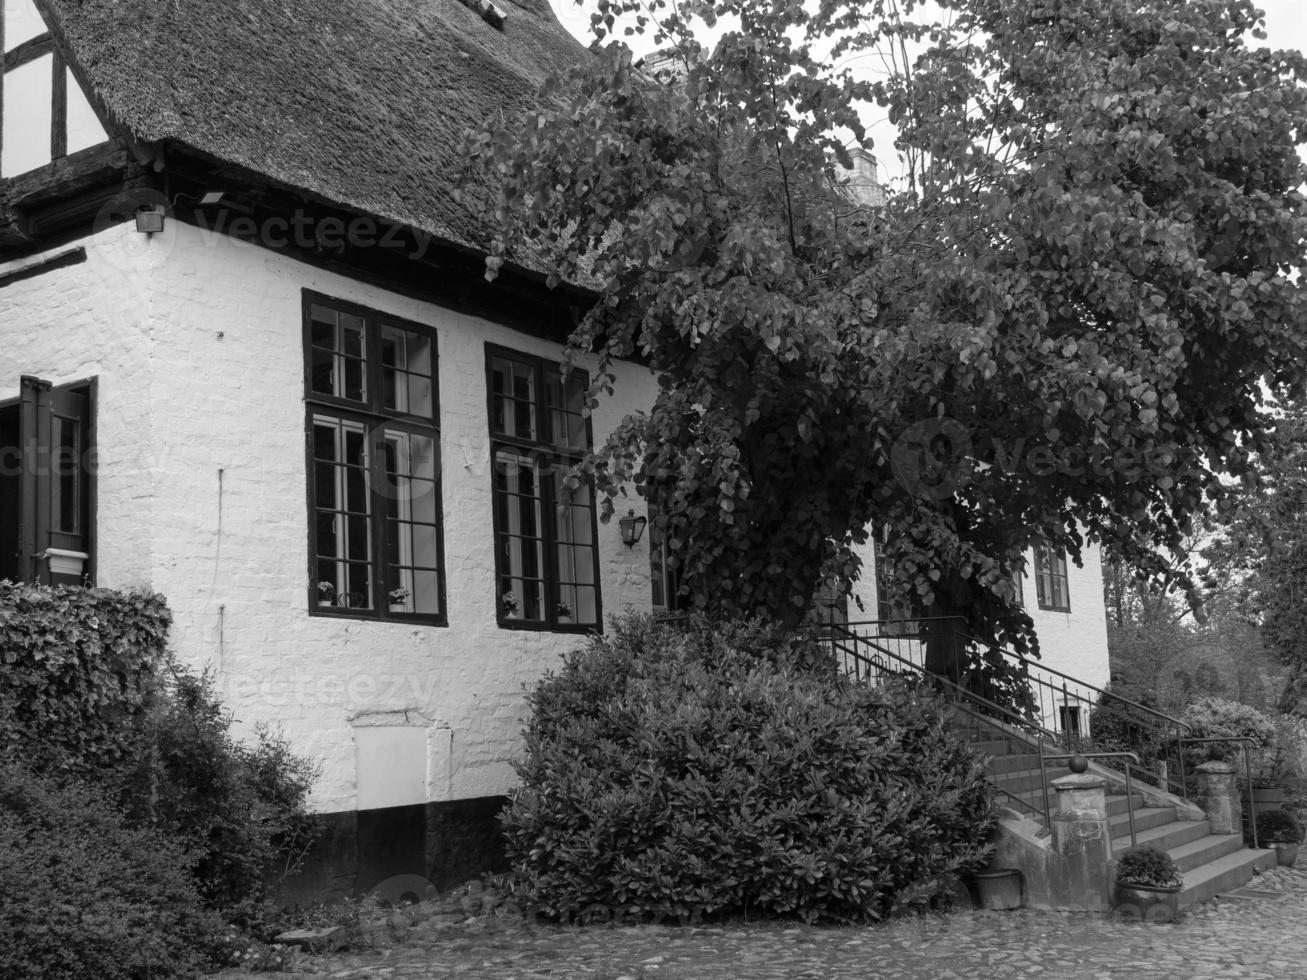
[2,56,53,177]
[546,369,588,451]
[382,429,442,617]
[312,415,372,609]
[4,0,47,52]
[495,448,545,620]
[65,69,108,155]
[491,357,536,440]
[307,305,366,402]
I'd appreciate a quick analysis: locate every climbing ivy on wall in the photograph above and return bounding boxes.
[0,582,171,771]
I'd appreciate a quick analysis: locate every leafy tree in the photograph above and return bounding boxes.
[465,0,1307,675]
[1202,401,1307,714]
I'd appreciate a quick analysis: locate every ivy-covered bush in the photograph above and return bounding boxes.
[503,614,996,924]
[0,583,170,772]
[0,762,225,980]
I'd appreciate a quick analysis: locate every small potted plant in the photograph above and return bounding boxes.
[556,600,572,624]
[317,580,336,607]
[501,591,520,619]
[388,587,410,613]
[1114,845,1182,922]
[1255,809,1304,866]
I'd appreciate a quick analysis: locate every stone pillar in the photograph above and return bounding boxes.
[1195,759,1241,835]
[1049,766,1113,910]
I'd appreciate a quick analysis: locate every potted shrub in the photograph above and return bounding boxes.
[388,587,410,613]
[556,600,572,624]
[1255,809,1304,867]
[317,580,336,607]
[1114,845,1182,922]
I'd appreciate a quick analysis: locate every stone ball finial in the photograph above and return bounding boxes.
[1068,754,1089,774]
[1209,746,1226,762]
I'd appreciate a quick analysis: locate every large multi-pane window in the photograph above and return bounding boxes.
[1,0,109,178]
[1033,541,1070,613]
[487,346,599,629]
[304,293,445,622]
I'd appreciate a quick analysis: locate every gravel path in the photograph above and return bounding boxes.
[216,864,1307,979]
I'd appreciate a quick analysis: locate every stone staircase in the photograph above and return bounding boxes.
[965,722,1275,908]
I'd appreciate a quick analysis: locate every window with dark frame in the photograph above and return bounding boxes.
[1033,541,1070,612]
[0,375,95,586]
[649,517,685,615]
[304,293,446,623]
[487,346,599,629]
[0,0,110,178]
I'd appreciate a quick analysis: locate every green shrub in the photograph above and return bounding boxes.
[1115,845,1182,889]
[1255,808,1304,844]
[118,668,321,911]
[503,614,996,924]
[0,762,225,980]
[0,583,170,772]
[1180,697,1278,780]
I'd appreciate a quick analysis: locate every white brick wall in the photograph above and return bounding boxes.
[2,222,659,812]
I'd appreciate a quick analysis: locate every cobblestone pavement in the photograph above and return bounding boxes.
[218,865,1307,980]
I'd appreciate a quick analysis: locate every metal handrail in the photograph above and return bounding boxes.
[826,623,1156,848]
[956,629,1192,735]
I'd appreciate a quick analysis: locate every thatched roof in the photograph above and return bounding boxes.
[41,0,589,262]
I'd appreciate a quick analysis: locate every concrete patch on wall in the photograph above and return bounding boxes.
[352,710,431,810]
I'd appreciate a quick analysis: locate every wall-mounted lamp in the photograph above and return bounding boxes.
[619,509,648,549]
[134,207,165,234]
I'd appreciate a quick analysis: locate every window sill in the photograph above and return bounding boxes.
[497,617,598,633]
[308,607,448,627]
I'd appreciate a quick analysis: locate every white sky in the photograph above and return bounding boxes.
[547,0,1307,185]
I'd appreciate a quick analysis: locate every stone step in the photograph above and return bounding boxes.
[989,753,1043,776]
[972,738,1023,757]
[1167,832,1248,874]
[1108,806,1176,840]
[993,768,1072,795]
[1113,818,1211,854]
[1178,847,1276,908]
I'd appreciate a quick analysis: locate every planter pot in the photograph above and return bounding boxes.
[1273,842,1299,867]
[973,869,1022,910]
[389,603,407,614]
[1114,883,1181,922]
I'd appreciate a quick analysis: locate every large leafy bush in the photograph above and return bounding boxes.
[503,615,995,924]
[0,763,225,980]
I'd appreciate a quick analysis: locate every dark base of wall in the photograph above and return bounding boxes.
[276,796,509,907]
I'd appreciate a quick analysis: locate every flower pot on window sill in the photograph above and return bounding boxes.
[558,615,572,625]
[389,603,407,614]
[504,610,520,620]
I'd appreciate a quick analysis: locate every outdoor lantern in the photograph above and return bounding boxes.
[618,509,647,548]
[134,207,165,234]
